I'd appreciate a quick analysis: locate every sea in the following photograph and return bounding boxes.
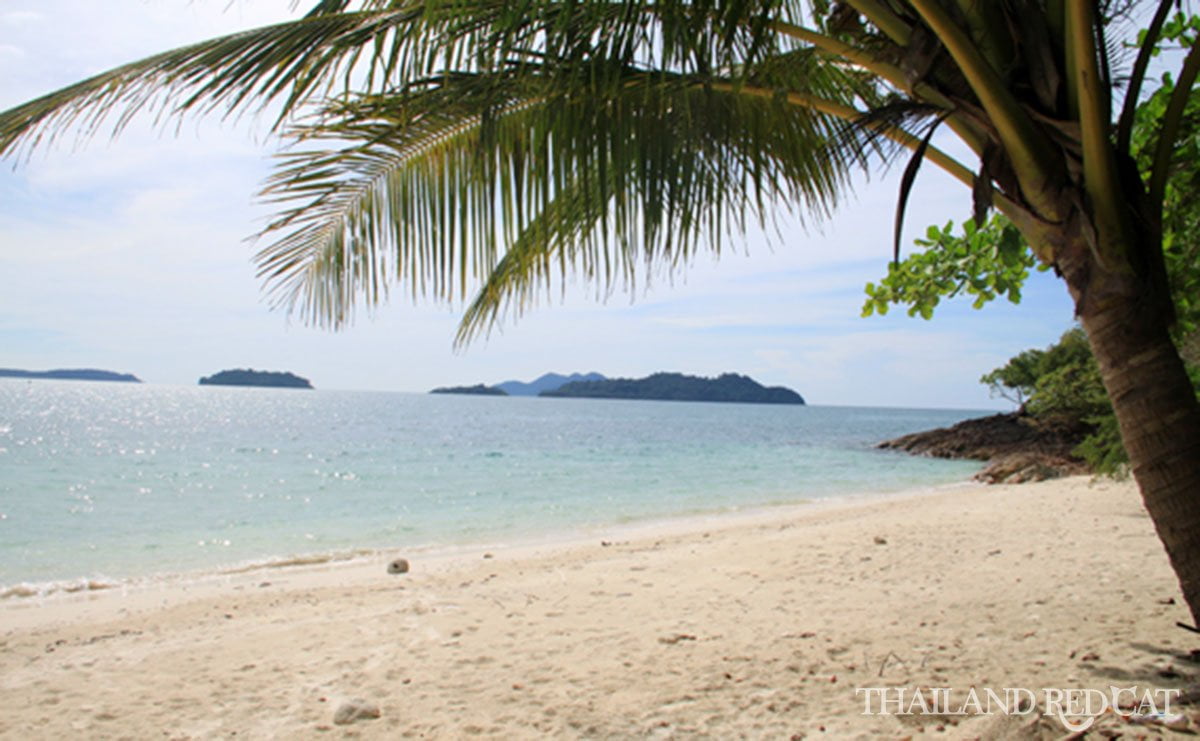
[0,379,984,598]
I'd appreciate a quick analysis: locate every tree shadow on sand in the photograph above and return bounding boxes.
[1078,641,1200,697]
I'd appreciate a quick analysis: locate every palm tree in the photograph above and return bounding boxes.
[3,1,1200,620]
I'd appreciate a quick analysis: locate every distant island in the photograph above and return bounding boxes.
[430,384,509,396]
[198,369,313,389]
[429,372,604,396]
[541,372,805,405]
[0,368,141,383]
[426,371,804,404]
[495,372,606,396]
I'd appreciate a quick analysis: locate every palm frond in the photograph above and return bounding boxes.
[255,52,868,331]
[0,0,800,158]
[838,99,946,166]
[455,167,614,346]
[3,0,964,338]
[1,7,414,155]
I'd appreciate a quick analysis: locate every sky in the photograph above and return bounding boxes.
[0,1,1080,409]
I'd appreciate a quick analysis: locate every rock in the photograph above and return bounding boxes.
[387,558,410,575]
[878,412,1092,484]
[333,698,381,725]
[975,452,1082,484]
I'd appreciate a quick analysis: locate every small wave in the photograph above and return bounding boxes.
[1,546,405,602]
[0,578,116,600]
[218,548,378,575]
[0,549,380,601]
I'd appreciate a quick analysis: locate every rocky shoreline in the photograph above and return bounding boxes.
[878,412,1092,484]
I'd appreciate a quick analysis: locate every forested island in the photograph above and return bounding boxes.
[540,372,805,404]
[198,369,313,389]
[495,372,605,395]
[430,384,509,396]
[0,368,141,383]
[432,372,606,396]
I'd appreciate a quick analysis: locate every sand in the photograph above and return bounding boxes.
[1,476,1196,739]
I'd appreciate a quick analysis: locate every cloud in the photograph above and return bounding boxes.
[649,314,775,330]
[1,10,42,25]
[748,329,1004,409]
[0,1,1078,407]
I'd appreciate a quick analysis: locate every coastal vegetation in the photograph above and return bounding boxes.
[3,3,1200,621]
[982,328,1128,475]
[198,369,313,389]
[541,372,805,404]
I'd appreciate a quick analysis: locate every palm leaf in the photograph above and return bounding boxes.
[0,0,804,157]
[254,49,869,330]
[1,0,956,336]
[455,167,614,346]
[892,114,947,265]
[1,7,417,154]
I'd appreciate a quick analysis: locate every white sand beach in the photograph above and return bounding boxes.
[1,476,1195,739]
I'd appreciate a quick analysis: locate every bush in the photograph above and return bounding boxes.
[983,328,1127,475]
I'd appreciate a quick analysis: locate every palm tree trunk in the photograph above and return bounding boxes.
[1066,239,1200,626]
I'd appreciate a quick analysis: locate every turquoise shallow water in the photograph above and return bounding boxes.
[0,379,983,593]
